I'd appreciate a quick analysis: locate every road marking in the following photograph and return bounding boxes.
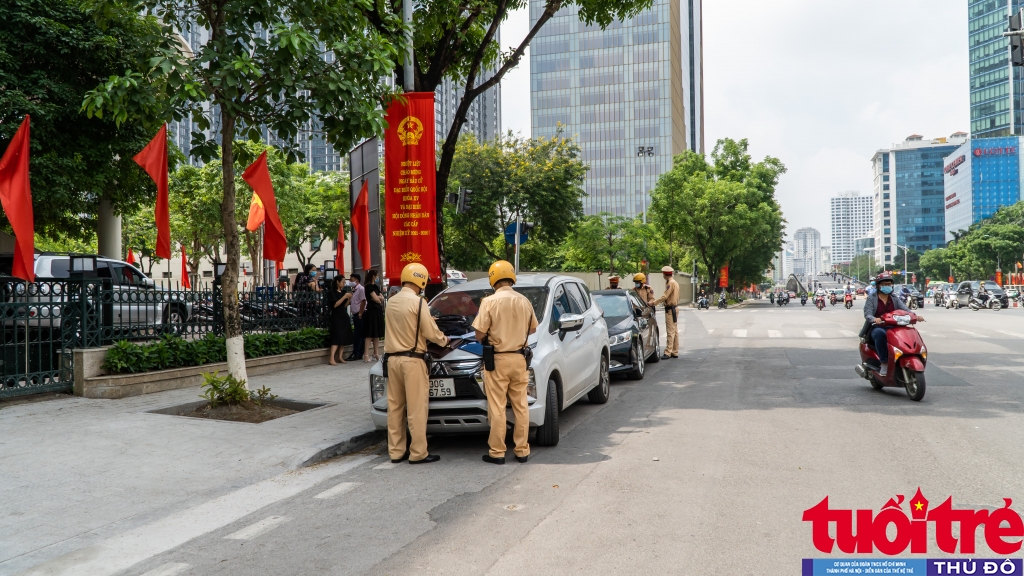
[732,329,747,338]
[18,454,374,576]
[225,516,291,540]
[733,310,743,313]
[840,330,857,337]
[804,330,821,338]
[768,330,783,338]
[315,482,361,500]
[373,461,398,470]
[998,330,1024,338]
[140,564,191,576]
[707,329,714,334]
[956,329,987,338]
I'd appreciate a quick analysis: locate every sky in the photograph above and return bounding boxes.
[500,0,970,245]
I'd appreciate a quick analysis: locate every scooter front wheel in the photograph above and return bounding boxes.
[905,371,925,401]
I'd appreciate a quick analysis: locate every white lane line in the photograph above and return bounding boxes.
[315,482,361,500]
[707,329,714,334]
[956,329,987,338]
[733,310,743,313]
[373,461,398,470]
[140,564,192,576]
[225,515,291,540]
[804,330,822,339]
[732,329,747,338]
[840,330,857,337]
[998,330,1024,338]
[18,454,374,576]
[768,330,783,338]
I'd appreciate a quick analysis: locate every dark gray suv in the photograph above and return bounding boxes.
[955,280,1008,309]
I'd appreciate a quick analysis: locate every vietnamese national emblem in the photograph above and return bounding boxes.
[400,252,422,263]
[397,116,424,146]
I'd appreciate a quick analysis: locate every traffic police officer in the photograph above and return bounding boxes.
[607,275,621,289]
[384,263,448,464]
[633,273,655,306]
[472,260,538,465]
[653,266,680,359]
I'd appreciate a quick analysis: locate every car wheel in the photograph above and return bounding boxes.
[534,378,560,447]
[628,340,645,380]
[164,305,187,335]
[588,354,611,404]
[647,328,661,363]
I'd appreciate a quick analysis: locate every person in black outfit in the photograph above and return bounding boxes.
[327,276,353,364]
[362,269,386,362]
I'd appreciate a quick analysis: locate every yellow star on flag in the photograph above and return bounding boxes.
[914,501,924,511]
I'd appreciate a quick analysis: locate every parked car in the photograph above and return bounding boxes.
[955,280,1009,309]
[592,289,660,380]
[368,273,610,446]
[0,253,191,332]
[446,269,468,285]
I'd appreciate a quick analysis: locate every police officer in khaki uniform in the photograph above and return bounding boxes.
[652,266,680,359]
[384,263,448,464]
[472,260,538,465]
[607,275,621,289]
[633,273,655,306]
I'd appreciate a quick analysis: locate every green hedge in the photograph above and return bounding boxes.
[102,328,329,374]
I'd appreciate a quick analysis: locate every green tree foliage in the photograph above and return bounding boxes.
[358,0,652,272]
[650,139,786,288]
[445,132,587,269]
[82,0,398,374]
[920,201,1024,282]
[0,0,164,241]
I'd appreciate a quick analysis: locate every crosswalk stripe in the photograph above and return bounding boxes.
[840,330,857,337]
[707,329,714,334]
[998,330,1024,338]
[373,461,398,470]
[225,516,291,540]
[140,564,192,576]
[768,330,783,338]
[956,329,987,338]
[733,329,747,338]
[804,330,822,338]
[315,482,361,500]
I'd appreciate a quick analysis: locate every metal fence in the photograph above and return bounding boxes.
[0,278,328,399]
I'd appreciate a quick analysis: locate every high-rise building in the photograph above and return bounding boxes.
[943,136,1024,241]
[969,0,1024,138]
[871,134,967,266]
[529,0,704,216]
[820,246,832,273]
[435,58,502,146]
[830,192,874,263]
[792,228,822,278]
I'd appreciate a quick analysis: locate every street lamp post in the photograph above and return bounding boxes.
[637,146,654,224]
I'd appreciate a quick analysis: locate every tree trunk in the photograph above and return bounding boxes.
[219,111,247,385]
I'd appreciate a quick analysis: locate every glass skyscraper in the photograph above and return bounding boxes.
[969,0,1024,137]
[529,0,703,216]
[943,136,1024,241]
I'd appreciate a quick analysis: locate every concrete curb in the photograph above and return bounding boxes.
[287,428,386,469]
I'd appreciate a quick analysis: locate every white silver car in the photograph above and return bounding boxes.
[368,274,610,446]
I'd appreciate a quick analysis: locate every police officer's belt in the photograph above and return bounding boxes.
[495,349,527,355]
[389,351,424,359]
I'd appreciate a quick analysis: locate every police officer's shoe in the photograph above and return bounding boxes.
[661,354,672,360]
[391,451,409,463]
[409,455,441,464]
[516,455,528,463]
[482,455,506,465]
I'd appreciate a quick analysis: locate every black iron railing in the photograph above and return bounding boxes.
[0,278,328,398]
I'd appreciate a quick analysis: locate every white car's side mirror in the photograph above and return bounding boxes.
[558,314,584,333]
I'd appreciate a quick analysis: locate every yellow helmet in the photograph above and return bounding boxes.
[633,273,646,283]
[400,263,430,289]
[488,260,516,287]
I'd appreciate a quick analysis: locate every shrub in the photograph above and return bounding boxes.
[201,372,279,407]
[102,328,329,374]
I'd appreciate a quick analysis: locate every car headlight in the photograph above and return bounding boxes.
[527,368,537,401]
[371,374,387,403]
[609,333,631,346]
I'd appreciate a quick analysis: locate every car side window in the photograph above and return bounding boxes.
[548,285,572,333]
[577,283,593,309]
[96,262,112,279]
[564,282,587,314]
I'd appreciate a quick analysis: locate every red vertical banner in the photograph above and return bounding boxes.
[0,115,35,282]
[133,124,171,259]
[384,93,440,284]
[719,265,729,288]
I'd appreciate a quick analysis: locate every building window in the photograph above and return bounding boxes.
[884,219,890,226]
[202,270,213,278]
[884,211,890,217]
[884,246,891,253]
[883,202,889,208]
[883,193,890,199]
[884,228,890,234]
[883,185,889,191]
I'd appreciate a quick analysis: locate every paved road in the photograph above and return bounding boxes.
[18,300,1024,576]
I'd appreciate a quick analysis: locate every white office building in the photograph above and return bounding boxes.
[792,228,822,278]
[830,192,873,263]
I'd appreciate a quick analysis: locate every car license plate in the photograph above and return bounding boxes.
[429,378,456,398]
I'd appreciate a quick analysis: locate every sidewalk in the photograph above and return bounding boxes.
[0,360,380,574]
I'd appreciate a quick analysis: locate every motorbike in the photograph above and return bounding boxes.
[777,294,785,307]
[815,295,826,310]
[844,293,854,309]
[969,293,1001,311]
[854,311,927,401]
[933,292,944,307]
[717,296,728,309]
[800,294,808,306]
[945,293,959,309]
[829,293,837,306]
[902,293,919,310]
[697,296,710,310]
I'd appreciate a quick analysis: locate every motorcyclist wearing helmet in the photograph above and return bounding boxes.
[863,272,923,377]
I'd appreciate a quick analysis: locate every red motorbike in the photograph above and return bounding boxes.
[815,295,826,310]
[844,293,854,309]
[854,311,927,401]
[829,293,837,306]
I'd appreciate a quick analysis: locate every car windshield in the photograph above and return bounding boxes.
[429,286,548,323]
[984,281,1001,290]
[593,293,632,323]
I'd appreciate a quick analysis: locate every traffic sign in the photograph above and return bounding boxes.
[504,222,529,245]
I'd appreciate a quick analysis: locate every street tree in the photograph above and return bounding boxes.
[0,0,164,241]
[83,0,399,381]
[358,0,652,279]
[560,214,627,273]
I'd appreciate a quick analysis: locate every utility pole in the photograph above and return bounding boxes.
[637,146,654,223]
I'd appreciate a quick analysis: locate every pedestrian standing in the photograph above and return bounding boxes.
[632,273,655,307]
[384,263,448,464]
[472,260,538,465]
[363,269,385,362]
[347,273,366,361]
[326,276,353,364]
[653,266,680,359]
